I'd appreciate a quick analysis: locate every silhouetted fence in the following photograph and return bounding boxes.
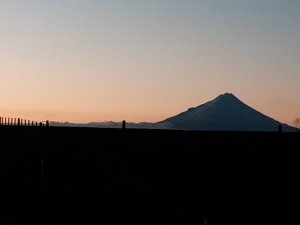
[0,116,49,127]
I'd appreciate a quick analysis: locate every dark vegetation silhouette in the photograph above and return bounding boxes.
[0,124,299,225]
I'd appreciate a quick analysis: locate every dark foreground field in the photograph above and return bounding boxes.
[0,126,299,225]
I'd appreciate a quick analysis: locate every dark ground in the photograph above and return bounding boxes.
[0,126,299,225]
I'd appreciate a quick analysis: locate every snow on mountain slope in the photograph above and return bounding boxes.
[160,93,294,132]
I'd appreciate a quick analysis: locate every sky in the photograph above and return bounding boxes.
[0,0,299,125]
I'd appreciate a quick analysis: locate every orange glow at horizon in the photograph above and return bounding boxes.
[0,1,299,126]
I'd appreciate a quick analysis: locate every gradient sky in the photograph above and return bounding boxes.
[0,0,299,124]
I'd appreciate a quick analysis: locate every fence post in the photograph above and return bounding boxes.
[122,120,126,129]
[46,120,49,127]
[278,124,283,133]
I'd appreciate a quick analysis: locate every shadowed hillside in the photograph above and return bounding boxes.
[0,126,299,225]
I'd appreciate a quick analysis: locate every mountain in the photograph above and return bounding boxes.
[159,93,295,132]
[50,121,173,130]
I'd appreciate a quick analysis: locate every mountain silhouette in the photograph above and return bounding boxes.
[160,93,294,131]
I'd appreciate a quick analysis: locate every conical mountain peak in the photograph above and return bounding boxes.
[211,93,241,104]
[160,93,294,132]
[190,93,244,113]
[218,92,235,98]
